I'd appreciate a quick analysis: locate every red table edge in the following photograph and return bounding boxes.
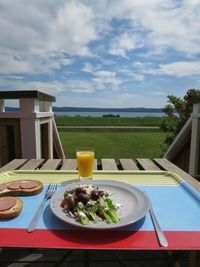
[0,229,200,250]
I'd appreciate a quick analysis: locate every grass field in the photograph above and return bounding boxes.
[59,130,167,159]
[57,115,167,159]
[55,115,162,126]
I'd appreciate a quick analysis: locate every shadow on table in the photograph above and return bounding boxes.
[43,205,146,245]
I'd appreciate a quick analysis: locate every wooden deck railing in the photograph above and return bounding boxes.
[165,98,200,178]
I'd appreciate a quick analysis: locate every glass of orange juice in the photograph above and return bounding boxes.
[76,148,95,180]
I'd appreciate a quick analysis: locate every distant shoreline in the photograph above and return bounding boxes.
[53,107,163,113]
[6,106,163,113]
[5,106,164,118]
[54,111,164,118]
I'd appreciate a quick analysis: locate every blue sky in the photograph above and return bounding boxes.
[0,0,200,108]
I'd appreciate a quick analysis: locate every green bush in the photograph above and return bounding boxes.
[160,89,200,152]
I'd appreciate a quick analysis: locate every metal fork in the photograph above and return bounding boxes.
[27,183,57,233]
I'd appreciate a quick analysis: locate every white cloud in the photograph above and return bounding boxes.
[24,81,66,95]
[120,67,145,81]
[48,1,97,56]
[0,52,73,74]
[81,63,97,74]
[0,0,97,74]
[93,70,121,88]
[1,80,65,95]
[56,90,142,108]
[130,73,144,81]
[1,0,200,75]
[3,0,97,56]
[91,0,200,56]
[150,91,167,96]
[158,61,200,76]
[0,54,31,73]
[66,80,94,93]
[67,70,121,93]
[2,75,24,80]
[109,33,140,57]
[131,60,200,78]
[141,1,200,55]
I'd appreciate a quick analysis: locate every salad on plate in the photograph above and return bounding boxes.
[60,184,120,225]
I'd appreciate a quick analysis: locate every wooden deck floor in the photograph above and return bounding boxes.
[0,248,199,267]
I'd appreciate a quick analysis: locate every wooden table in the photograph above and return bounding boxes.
[0,158,199,192]
[0,158,199,267]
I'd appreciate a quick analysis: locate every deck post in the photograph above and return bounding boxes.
[189,103,200,176]
[0,91,64,167]
[19,98,40,159]
[0,100,5,112]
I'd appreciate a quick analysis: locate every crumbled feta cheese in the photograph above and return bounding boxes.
[87,200,96,206]
[85,185,95,194]
[77,202,84,209]
[79,211,86,218]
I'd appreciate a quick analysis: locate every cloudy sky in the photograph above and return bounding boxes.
[0,0,200,108]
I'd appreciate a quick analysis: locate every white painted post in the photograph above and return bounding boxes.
[0,100,5,112]
[48,102,52,112]
[48,118,53,159]
[20,118,39,158]
[189,103,200,176]
[19,98,41,159]
[20,98,35,113]
[35,118,41,158]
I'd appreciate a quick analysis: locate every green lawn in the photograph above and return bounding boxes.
[55,115,162,127]
[59,130,166,159]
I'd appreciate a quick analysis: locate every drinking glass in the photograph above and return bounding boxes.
[76,148,95,180]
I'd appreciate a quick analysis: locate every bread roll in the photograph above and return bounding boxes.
[0,180,43,196]
[0,196,23,219]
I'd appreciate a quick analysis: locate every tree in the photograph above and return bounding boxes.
[160,89,200,152]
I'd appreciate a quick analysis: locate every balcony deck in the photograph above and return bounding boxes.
[0,158,199,267]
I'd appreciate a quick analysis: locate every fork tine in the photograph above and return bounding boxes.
[51,183,56,192]
[54,184,57,192]
[50,183,54,191]
[46,183,51,192]
[46,183,53,193]
[48,183,57,193]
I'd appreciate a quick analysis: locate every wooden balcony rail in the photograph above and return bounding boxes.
[165,99,200,178]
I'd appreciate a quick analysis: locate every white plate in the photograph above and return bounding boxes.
[50,180,150,230]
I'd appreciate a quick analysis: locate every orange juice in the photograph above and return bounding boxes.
[76,150,94,179]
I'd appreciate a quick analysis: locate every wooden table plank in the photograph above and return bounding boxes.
[101,159,118,170]
[0,159,28,172]
[194,175,200,181]
[60,159,98,170]
[137,158,160,170]
[94,159,98,170]
[119,159,139,170]
[40,159,62,170]
[60,159,77,170]
[154,158,200,192]
[19,159,45,170]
